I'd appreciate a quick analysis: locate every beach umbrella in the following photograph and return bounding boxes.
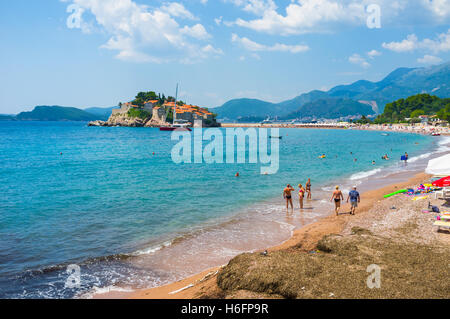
[426,154,450,176]
[432,176,450,187]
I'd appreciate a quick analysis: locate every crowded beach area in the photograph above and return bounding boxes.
[222,122,450,136]
[355,123,450,136]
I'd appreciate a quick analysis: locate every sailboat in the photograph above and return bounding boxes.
[160,84,192,132]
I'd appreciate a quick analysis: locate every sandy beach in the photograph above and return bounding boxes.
[221,123,450,136]
[93,169,450,299]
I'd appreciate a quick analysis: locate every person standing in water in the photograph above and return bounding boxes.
[306,178,312,200]
[298,184,305,209]
[331,186,344,216]
[283,184,295,211]
[347,186,360,215]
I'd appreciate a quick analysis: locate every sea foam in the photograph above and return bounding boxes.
[350,168,382,181]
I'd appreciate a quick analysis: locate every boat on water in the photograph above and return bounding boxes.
[160,83,193,132]
[160,124,192,132]
[269,136,282,139]
[431,133,441,136]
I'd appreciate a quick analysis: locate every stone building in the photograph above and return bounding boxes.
[112,102,134,115]
[152,107,167,123]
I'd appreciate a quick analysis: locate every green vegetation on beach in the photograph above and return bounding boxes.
[355,94,450,124]
[378,94,450,123]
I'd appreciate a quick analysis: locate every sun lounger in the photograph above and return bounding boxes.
[434,220,450,231]
[443,188,450,202]
[434,187,450,199]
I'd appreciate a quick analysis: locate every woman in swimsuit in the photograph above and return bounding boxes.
[331,186,344,216]
[298,184,305,209]
[283,184,295,211]
[306,178,312,200]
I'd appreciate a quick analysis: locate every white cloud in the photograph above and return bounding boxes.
[382,29,450,54]
[349,53,370,68]
[214,16,223,25]
[382,34,418,52]
[225,0,277,16]
[417,54,443,64]
[367,49,381,58]
[224,0,450,35]
[180,24,211,39]
[231,33,309,53]
[160,2,197,20]
[201,44,224,55]
[422,0,450,19]
[232,0,365,35]
[64,0,221,63]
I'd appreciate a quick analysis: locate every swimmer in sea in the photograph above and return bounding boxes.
[298,184,305,209]
[306,178,312,200]
[331,186,344,216]
[283,184,295,211]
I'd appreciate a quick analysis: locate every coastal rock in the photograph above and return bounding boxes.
[89,114,150,127]
[144,118,170,128]
[109,115,146,127]
[88,120,107,127]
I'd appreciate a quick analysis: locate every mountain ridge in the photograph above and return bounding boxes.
[213,62,450,120]
[9,106,114,122]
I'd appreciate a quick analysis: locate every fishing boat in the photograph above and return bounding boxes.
[160,84,192,132]
[160,124,192,132]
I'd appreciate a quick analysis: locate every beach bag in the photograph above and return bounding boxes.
[431,206,440,213]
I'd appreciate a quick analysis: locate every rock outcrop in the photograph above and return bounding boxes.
[88,114,157,127]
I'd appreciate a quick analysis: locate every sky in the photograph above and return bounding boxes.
[0,0,450,114]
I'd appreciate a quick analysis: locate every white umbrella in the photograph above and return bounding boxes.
[426,154,450,176]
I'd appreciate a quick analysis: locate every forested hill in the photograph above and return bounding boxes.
[376,94,450,123]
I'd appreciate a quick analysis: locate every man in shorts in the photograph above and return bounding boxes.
[283,184,295,212]
[347,186,360,215]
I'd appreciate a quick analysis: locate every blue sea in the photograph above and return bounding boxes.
[0,121,445,298]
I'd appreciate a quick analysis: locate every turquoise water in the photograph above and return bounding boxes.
[0,121,437,298]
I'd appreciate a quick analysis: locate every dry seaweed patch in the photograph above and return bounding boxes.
[217,232,450,299]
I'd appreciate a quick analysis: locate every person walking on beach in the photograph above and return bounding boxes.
[347,186,360,215]
[331,186,344,216]
[306,178,312,200]
[298,184,305,209]
[283,184,295,211]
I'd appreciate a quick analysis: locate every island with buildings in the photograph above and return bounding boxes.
[89,91,219,128]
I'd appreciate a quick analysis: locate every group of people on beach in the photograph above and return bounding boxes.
[283,181,360,216]
[283,179,312,210]
[281,149,415,216]
[330,186,360,216]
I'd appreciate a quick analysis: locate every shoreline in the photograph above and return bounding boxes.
[93,170,437,299]
[90,133,449,299]
[221,123,450,136]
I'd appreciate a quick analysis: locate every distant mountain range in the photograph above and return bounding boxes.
[0,106,115,122]
[213,61,450,120]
